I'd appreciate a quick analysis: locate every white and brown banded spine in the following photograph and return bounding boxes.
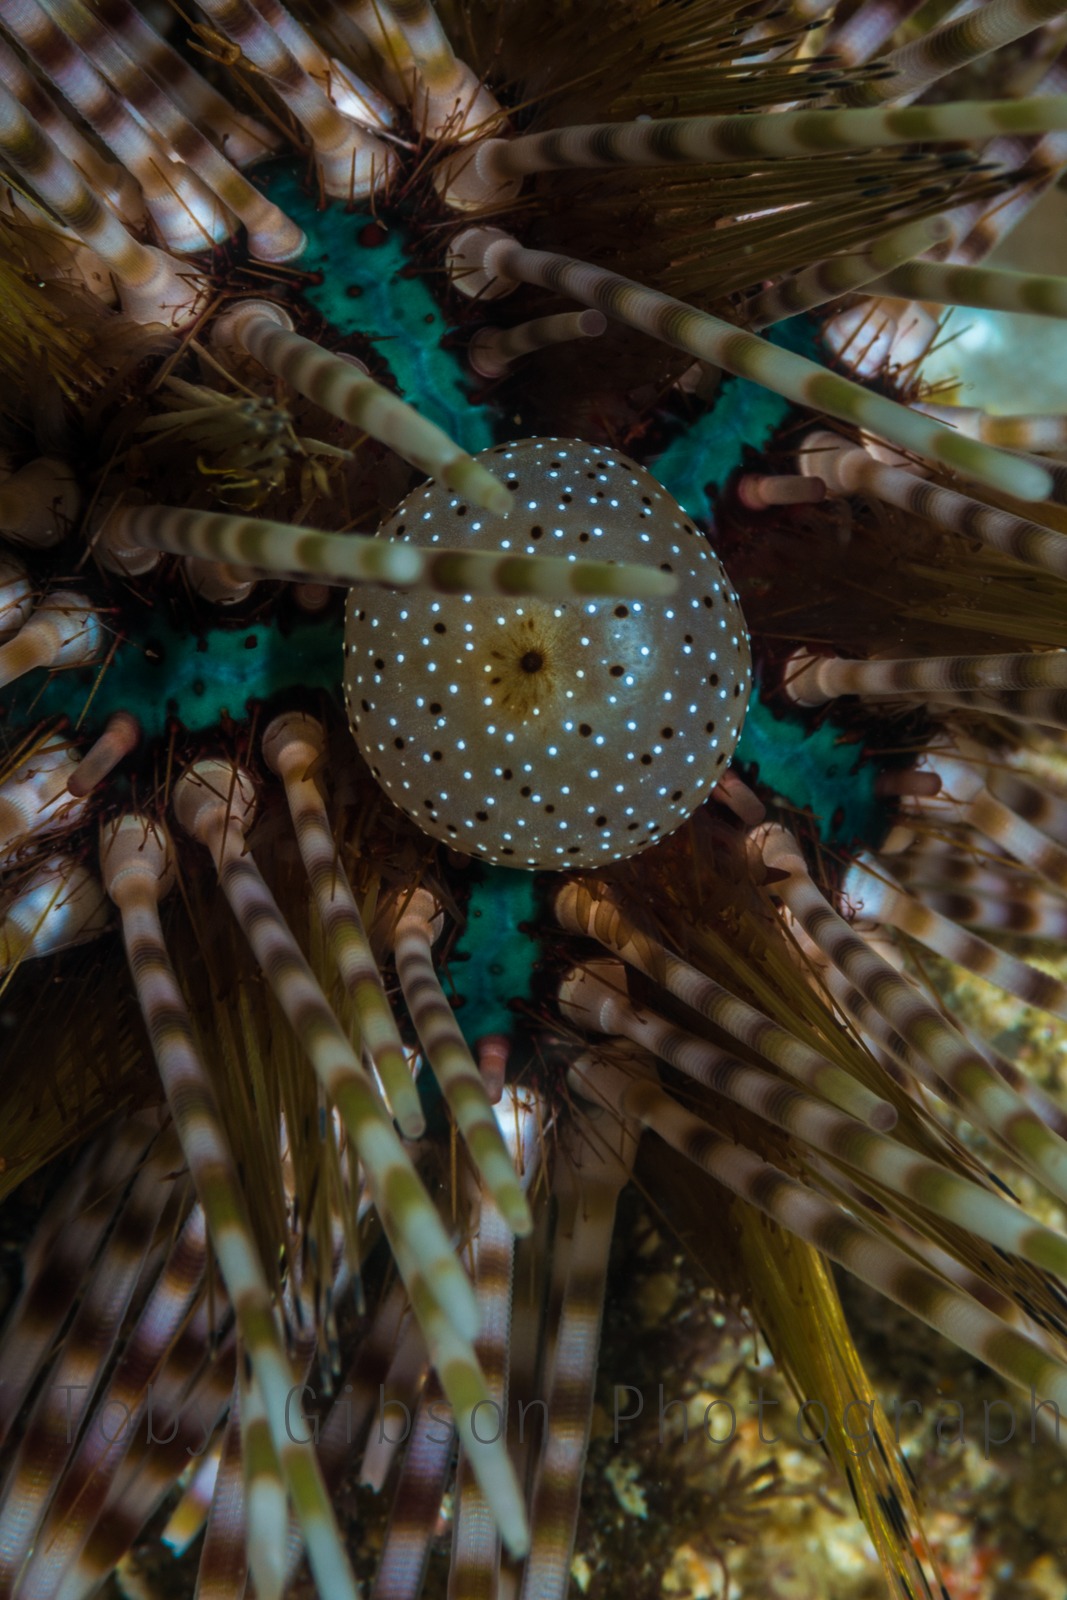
[372,1373,454,1600]
[0,1127,185,1590]
[0,31,142,223]
[841,852,1067,1023]
[447,228,1054,504]
[554,878,895,1129]
[752,823,1067,1201]
[909,877,1067,941]
[196,1392,248,1600]
[263,712,425,1138]
[823,0,927,66]
[799,429,1067,581]
[0,590,101,694]
[569,1052,1067,1419]
[70,0,279,165]
[745,216,945,330]
[558,959,1067,1278]
[0,78,207,324]
[0,1116,159,1451]
[100,815,363,1600]
[42,0,306,261]
[63,1304,237,1594]
[171,763,481,1342]
[843,0,1067,106]
[518,1090,638,1600]
[189,0,395,196]
[785,647,1067,704]
[875,261,1067,322]
[468,311,606,379]
[0,0,227,252]
[107,500,676,603]
[388,886,532,1238]
[14,1204,209,1598]
[384,1222,530,1562]
[906,746,1067,899]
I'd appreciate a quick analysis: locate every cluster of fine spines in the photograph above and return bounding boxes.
[98,815,364,1600]
[558,956,1067,1276]
[0,1121,188,1592]
[568,1046,1067,1417]
[554,798,1067,1393]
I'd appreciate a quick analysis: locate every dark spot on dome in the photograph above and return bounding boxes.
[476,810,489,821]
[432,750,443,761]
[609,664,624,677]
[520,650,544,674]
[640,754,653,766]
[531,524,544,540]
[579,724,592,737]
[661,727,673,738]
[433,622,446,634]
[614,605,628,618]
[429,702,442,714]
[394,737,405,749]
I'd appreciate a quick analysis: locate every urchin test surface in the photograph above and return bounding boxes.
[344,438,752,869]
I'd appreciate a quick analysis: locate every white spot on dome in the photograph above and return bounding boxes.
[344,437,751,870]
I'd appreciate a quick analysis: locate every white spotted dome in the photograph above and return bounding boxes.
[344,438,752,869]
